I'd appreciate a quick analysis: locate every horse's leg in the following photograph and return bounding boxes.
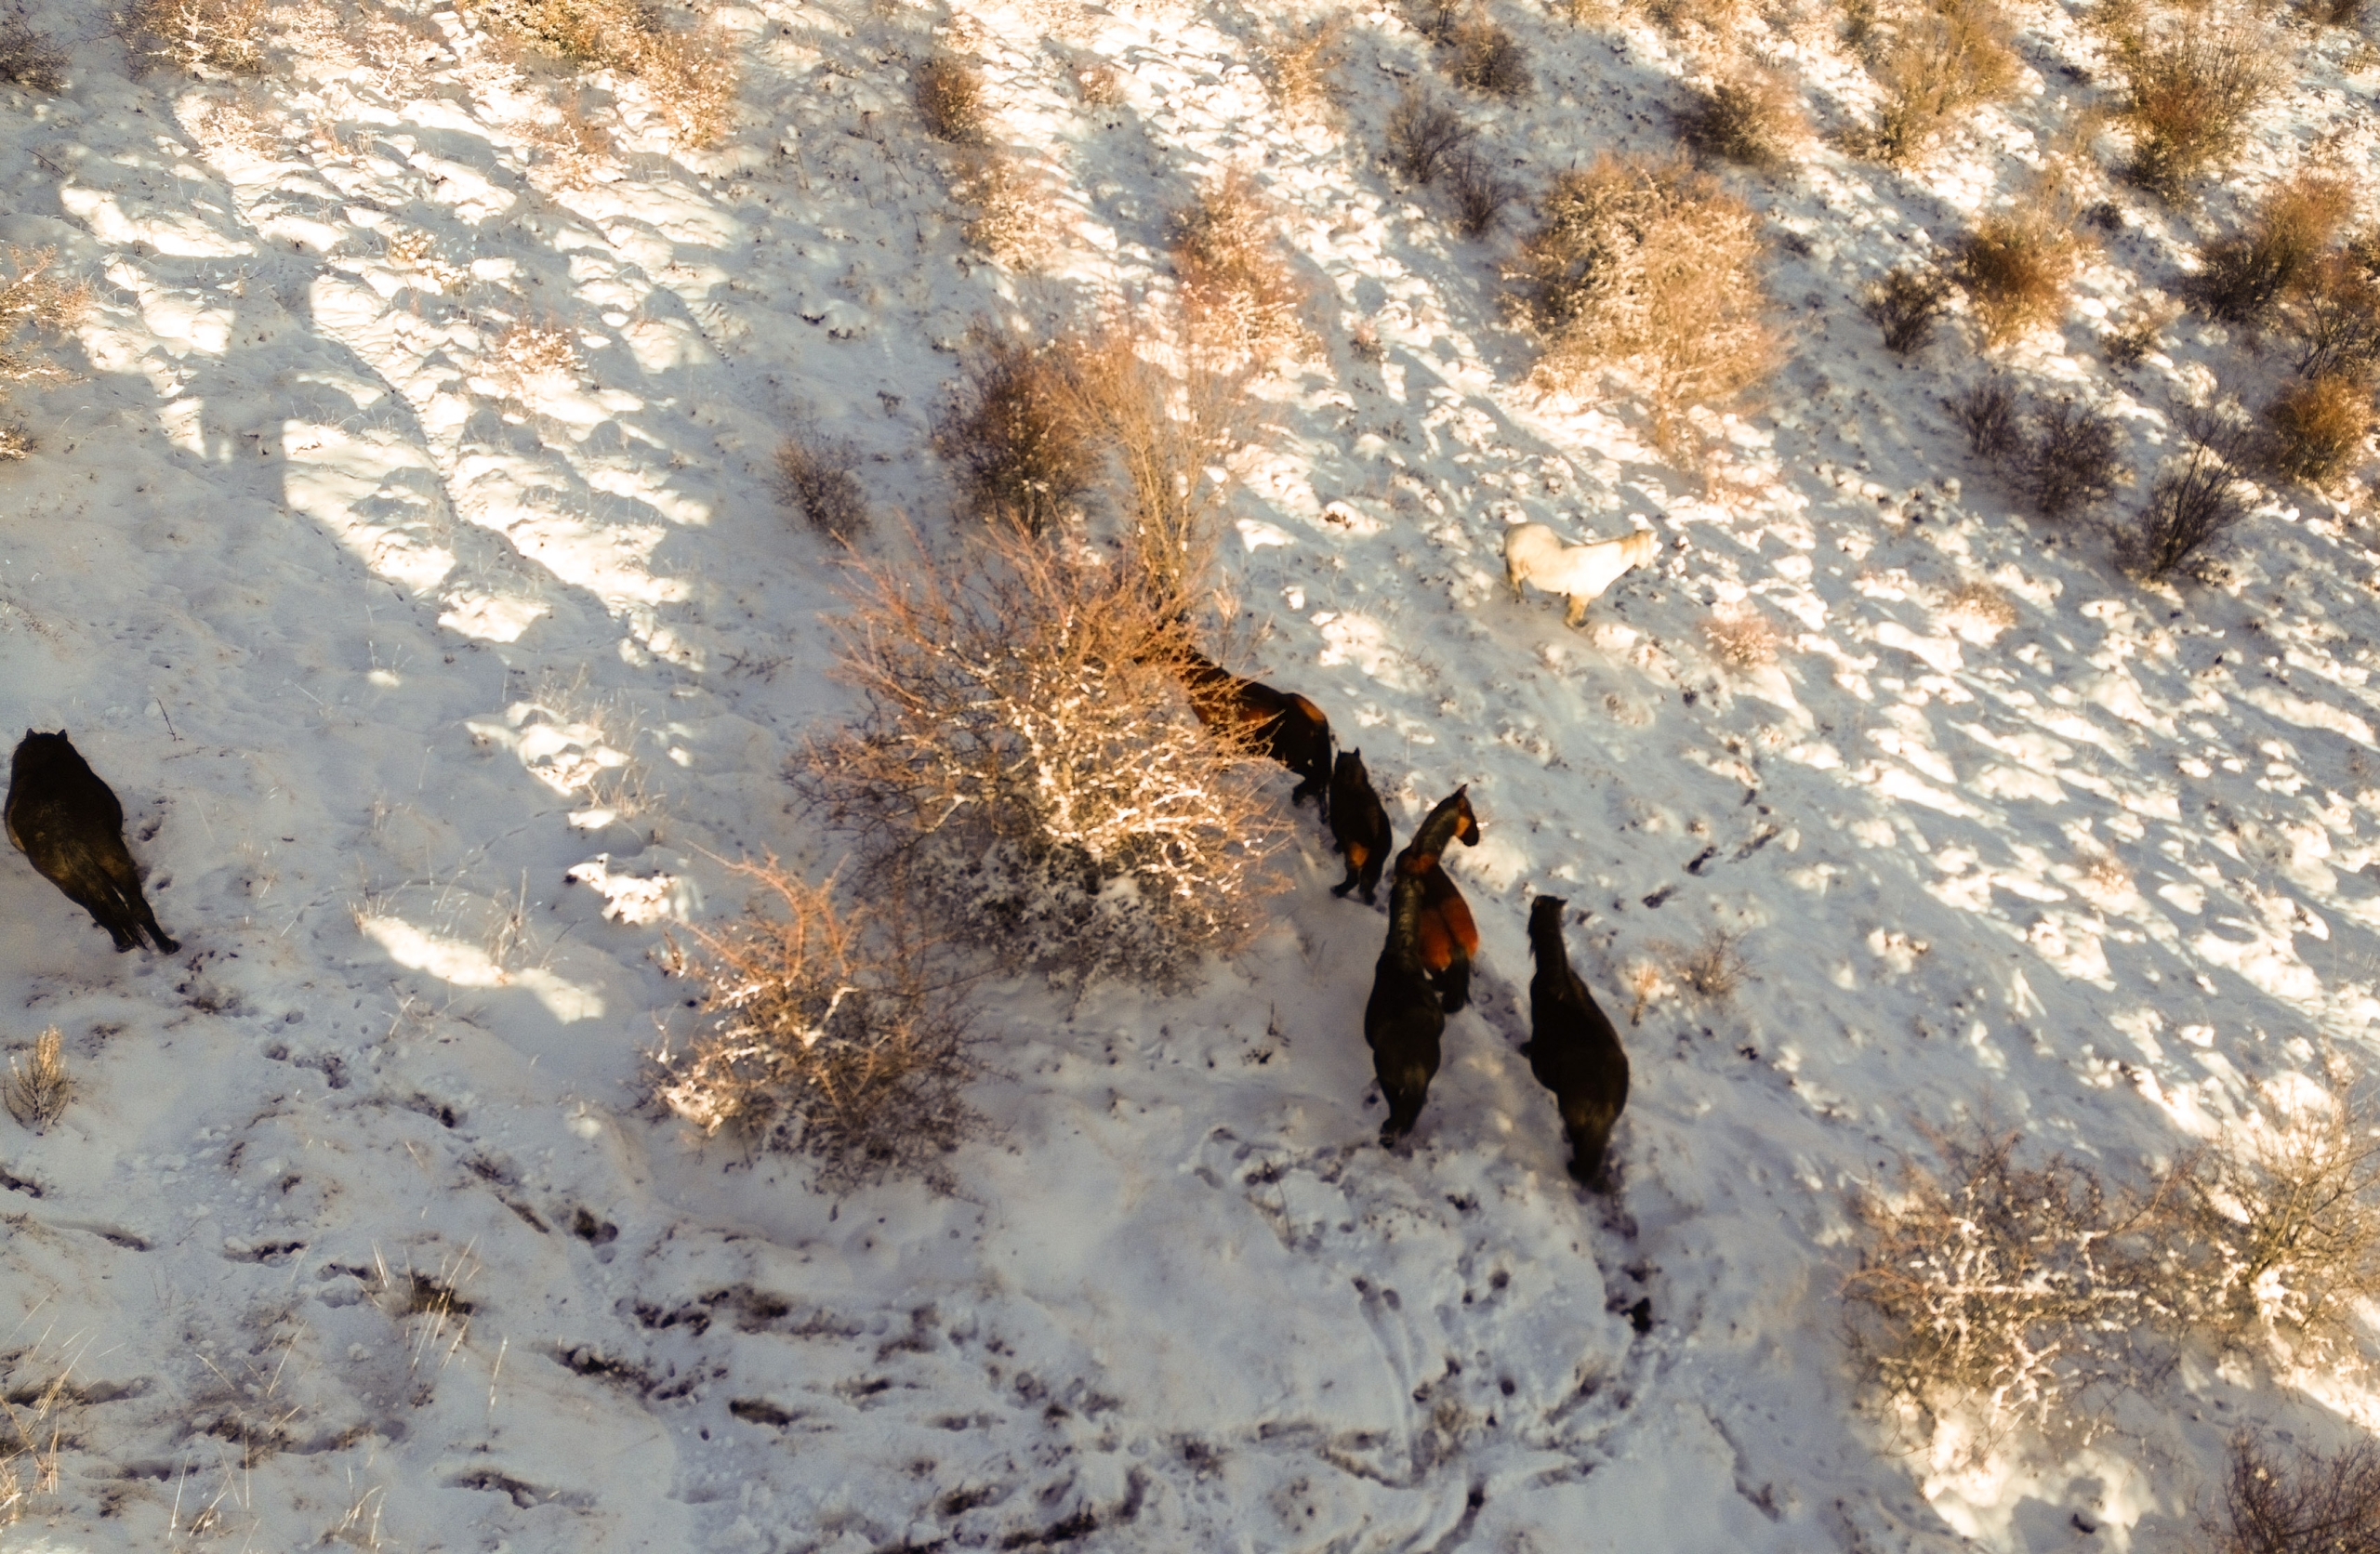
[1331,845,1365,898]
[1359,847,1385,905]
[1564,592,1588,628]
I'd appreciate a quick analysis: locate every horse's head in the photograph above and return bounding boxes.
[1449,784,1480,848]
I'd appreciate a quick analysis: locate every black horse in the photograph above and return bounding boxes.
[1364,866,1445,1145]
[1172,646,1332,815]
[1394,785,1481,1013]
[7,731,178,954]
[1328,750,1392,904]
[1522,895,1629,1187]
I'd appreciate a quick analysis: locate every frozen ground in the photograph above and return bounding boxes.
[1,0,2379,1547]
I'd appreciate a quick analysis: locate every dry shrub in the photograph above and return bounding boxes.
[797,520,1289,987]
[1844,1125,2174,1451]
[1168,169,1307,364]
[0,249,88,451]
[2298,0,2364,24]
[1447,149,1522,239]
[2281,243,2380,381]
[656,861,969,1184]
[126,0,268,73]
[462,0,738,145]
[1072,59,1123,107]
[0,19,66,92]
[1950,375,2020,458]
[1672,926,1752,994]
[1867,264,1953,353]
[1956,211,2083,349]
[2113,15,2282,200]
[1679,69,1803,171]
[1432,5,1530,99]
[483,318,579,391]
[2219,1435,2380,1554]
[2194,173,2358,323]
[1508,153,1776,452]
[938,333,1100,536]
[775,426,868,543]
[1858,0,2019,165]
[522,88,615,190]
[4,1029,70,1132]
[1702,612,1777,671]
[2103,296,2174,366]
[1261,15,1345,119]
[953,149,1058,270]
[2166,1065,2380,1360]
[915,52,987,145]
[1385,86,1474,185]
[2121,403,2257,577]
[1945,579,2017,627]
[2016,399,2125,519]
[2264,372,2373,487]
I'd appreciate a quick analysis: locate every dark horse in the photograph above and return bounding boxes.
[1394,785,1481,1013]
[7,731,178,954]
[1522,895,1630,1187]
[1364,865,1445,1145]
[1328,750,1392,904]
[1172,647,1332,816]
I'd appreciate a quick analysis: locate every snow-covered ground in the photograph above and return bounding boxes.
[4,0,2380,1547]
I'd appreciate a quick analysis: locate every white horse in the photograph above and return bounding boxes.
[1503,522,1658,627]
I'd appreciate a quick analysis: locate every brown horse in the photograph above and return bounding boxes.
[1328,750,1392,904]
[1394,785,1480,1013]
[1523,895,1629,1187]
[1172,646,1332,816]
[1363,866,1444,1145]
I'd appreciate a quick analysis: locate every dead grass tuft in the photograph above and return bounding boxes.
[915,52,988,145]
[483,318,579,392]
[1168,169,1308,364]
[3,1029,70,1132]
[0,19,66,92]
[1385,86,1474,185]
[126,0,269,74]
[2282,243,2380,382]
[1860,0,2021,165]
[1955,210,2085,349]
[796,520,1289,988]
[775,424,869,543]
[1671,927,1752,996]
[2264,372,2373,488]
[1072,59,1123,107]
[937,331,1103,535]
[657,860,971,1185]
[2194,173,2358,323]
[2113,14,2282,200]
[1866,264,1954,353]
[1679,68,1803,171]
[1507,153,1776,452]
[2103,296,2175,366]
[1702,612,1778,671]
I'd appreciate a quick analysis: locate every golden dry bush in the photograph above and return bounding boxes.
[936,330,1103,535]
[1260,15,1346,119]
[952,149,1060,270]
[2113,13,2282,200]
[1072,59,1123,106]
[483,317,579,391]
[656,860,970,1185]
[1678,68,1804,172]
[1430,4,1529,99]
[2195,172,2358,323]
[1955,210,2084,349]
[1702,611,1778,670]
[1168,169,1308,364]
[914,51,987,144]
[2282,244,2380,382]
[2264,372,2373,487]
[1944,579,2017,628]
[459,0,738,146]
[126,0,269,74]
[1508,154,1775,452]
[1861,0,2019,165]
[797,520,1289,987]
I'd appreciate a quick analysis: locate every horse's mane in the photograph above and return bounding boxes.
[1405,787,1474,866]
[1385,868,1431,975]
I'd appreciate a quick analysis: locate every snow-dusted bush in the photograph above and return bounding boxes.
[1259,15,1345,119]
[936,332,1103,535]
[1956,209,2083,348]
[462,0,738,146]
[2194,173,2356,323]
[775,424,869,543]
[656,860,971,1186]
[1858,0,2019,165]
[0,19,66,92]
[1701,613,1777,672]
[1678,68,1803,172]
[1508,153,1776,451]
[2218,1433,2380,1554]
[914,52,988,145]
[2263,372,2373,488]
[1168,171,1308,364]
[2121,404,2257,577]
[798,520,1289,987]
[1844,1126,2170,1452]
[1385,86,1474,185]
[952,149,1061,270]
[126,0,268,74]
[1866,264,1953,353]
[2110,12,2281,200]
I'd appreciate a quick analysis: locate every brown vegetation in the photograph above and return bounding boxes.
[1385,86,1474,185]
[1678,69,1803,171]
[126,0,269,74]
[463,0,738,145]
[914,52,988,145]
[2111,14,2281,200]
[2218,1434,2380,1554]
[1507,153,1775,451]
[775,425,869,543]
[1260,15,1345,118]
[937,332,1103,535]
[2122,404,2257,576]
[1168,170,1307,363]
[2264,372,2373,488]
[1858,0,2020,165]
[1447,149,1522,239]
[0,19,66,91]
[1955,210,2084,348]
[1867,265,1953,353]
[0,249,89,457]
[1422,2,1530,99]
[2194,173,2357,323]
[2015,400,2125,519]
